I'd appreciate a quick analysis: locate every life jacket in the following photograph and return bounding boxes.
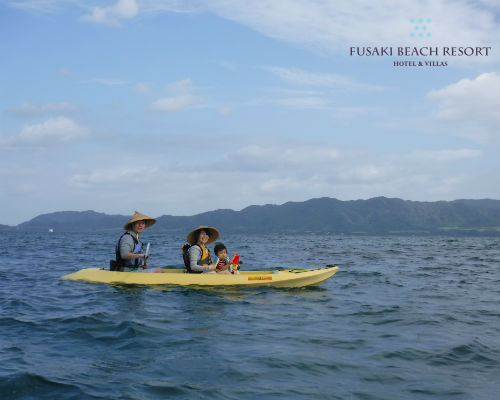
[111,231,143,271]
[198,244,212,266]
[182,243,212,273]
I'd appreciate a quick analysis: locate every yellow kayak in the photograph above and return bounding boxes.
[62,266,338,288]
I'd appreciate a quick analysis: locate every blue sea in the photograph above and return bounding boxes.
[1,232,499,400]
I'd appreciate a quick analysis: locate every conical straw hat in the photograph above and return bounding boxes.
[124,211,156,230]
[187,226,219,245]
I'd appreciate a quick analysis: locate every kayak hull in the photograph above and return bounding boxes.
[62,266,338,288]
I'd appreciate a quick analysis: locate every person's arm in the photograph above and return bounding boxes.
[188,246,214,272]
[119,235,145,260]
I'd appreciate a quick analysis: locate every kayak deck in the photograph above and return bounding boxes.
[62,266,338,288]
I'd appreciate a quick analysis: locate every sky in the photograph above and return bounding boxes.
[0,0,499,225]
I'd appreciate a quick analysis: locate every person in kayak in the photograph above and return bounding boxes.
[185,226,219,273]
[112,211,156,272]
[213,242,240,274]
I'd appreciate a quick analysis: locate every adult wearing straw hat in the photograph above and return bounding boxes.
[185,226,219,273]
[110,211,156,272]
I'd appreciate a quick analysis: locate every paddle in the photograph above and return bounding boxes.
[142,242,150,269]
[144,243,164,273]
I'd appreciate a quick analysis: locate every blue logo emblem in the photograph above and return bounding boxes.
[410,18,431,38]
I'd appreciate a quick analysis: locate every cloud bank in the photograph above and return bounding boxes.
[9,1,499,52]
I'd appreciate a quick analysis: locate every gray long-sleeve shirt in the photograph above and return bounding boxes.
[119,231,142,268]
[187,245,211,272]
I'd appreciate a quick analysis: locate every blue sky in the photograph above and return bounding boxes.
[0,0,499,225]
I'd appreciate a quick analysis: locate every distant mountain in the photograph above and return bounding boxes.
[2,197,499,235]
[0,224,13,232]
[156,197,500,235]
[14,210,127,232]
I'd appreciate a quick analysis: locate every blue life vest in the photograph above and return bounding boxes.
[114,231,144,271]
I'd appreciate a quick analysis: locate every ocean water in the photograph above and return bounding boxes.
[0,232,499,400]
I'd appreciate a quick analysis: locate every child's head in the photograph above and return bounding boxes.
[214,242,227,258]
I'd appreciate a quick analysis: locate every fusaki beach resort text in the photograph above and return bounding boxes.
[350,46,492,57]
[349,46,492,68]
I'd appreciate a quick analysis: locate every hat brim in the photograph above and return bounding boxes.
[124,211,156,230]
[124,219,156,231]
[187,226,220,244]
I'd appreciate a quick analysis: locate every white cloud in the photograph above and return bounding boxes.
[7,0,198,16]
[265,66,388,91]
[9,1,498,53]
[254,89,379,113]
[0,117,90,148]
[19,117,89,143]
[218,105,233,115]
[251,66,391,111]
[201,140,494,203]
[6,0,63,13]
[134,82,151,95]
[69,166,158,187]
[428,72,500,121]
[428,72,500,141]
[257,67,388,111]
[150,79,198,112]
[260,176,305,193]
[150,95,195,112]
[203,0,498,53]
[337,165,388,183]
[476,0,500,6]
[267,96,331,110]
[231,142,340,171]
[164,78,195,95]
[410,149,481,162]
[9,102,79,118]
[81,77,128,85]
[250,88,330,110]
[81,0,139,26]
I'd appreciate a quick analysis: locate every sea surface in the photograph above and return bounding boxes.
[0,232,499,400]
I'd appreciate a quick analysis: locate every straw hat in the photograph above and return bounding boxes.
[124,211,156,230]
[187,226,219,245]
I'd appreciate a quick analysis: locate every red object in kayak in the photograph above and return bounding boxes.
[231,254,240,265]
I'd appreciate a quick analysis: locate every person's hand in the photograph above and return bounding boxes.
[218,263,229,271]
[209,264,216,271]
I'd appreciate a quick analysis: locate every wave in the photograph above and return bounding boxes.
[427,339,500,368]
[0,372,90,400]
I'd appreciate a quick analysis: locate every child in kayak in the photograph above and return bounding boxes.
[213,243,240,274]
